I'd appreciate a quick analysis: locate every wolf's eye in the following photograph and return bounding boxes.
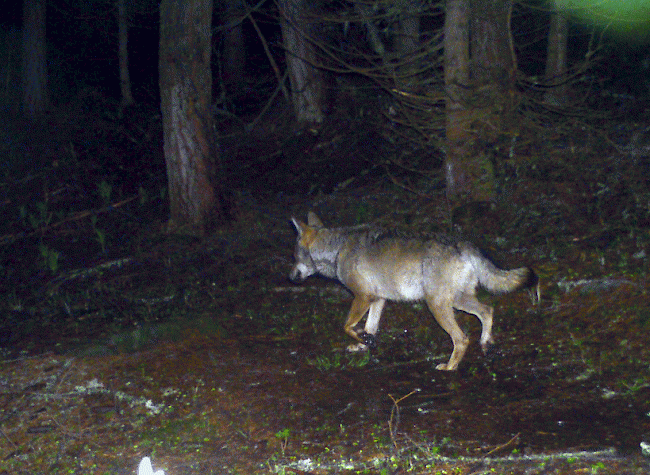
[296,246,310,260]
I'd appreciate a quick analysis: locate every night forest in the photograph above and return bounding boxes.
[1,0,650,473]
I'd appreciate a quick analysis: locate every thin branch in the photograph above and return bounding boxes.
[245,5,289,102]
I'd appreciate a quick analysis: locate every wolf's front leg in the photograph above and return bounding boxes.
[346,297,385,352]
[344,293,372,351]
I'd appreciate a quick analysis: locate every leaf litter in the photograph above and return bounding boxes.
[2,121,650,474]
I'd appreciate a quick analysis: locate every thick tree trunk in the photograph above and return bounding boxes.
[160,0,223,234]
[444,0,471,202]
[117,0,134,111]
[470,0,516,97]
[445,0,516,204]
[22,0,47,119]
[279,0,324,123]
[544,1,569,106]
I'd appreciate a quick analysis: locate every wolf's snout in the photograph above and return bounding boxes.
[289,267,305,283]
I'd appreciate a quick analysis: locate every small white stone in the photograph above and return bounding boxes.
[641,441,650,457]
[138,456,165,475]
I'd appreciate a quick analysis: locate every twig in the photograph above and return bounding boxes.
[383,164,429,196]
[484,432,520,456]
[388,389,420,449]
[0,428,17,450]
[246,7,289,103]
[245,69,290,133]
[0,195,138,245]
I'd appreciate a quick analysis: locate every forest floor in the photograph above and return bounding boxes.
[1,101,650,474]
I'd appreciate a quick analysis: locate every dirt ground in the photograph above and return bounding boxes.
[2,108,650,474]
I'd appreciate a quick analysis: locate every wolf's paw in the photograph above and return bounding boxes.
[481,341,494,355]
[361,333,377,349]
[483,343,504,364]
[435,363,455,371]
[483,341,504,357]
[347,342,369,352]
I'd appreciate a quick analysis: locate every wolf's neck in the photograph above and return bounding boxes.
[310,230,348,278]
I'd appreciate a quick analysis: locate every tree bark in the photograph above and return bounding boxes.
[279,0,324,123]
[445,0,516,204]
[470,0,516,97]
[117,0,134,112]
[22,0,48,119]
[395,0,421,90]
[159,0,223,234]
[444,0,471,202]
[397,0,421,57]
[544,1,569,106]
[221,0,246,96]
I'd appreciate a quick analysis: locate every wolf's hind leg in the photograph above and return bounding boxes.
[453,292,494,353]
[426,297,469,371]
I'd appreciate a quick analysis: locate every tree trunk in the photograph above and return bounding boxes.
[470,0,516,99]
[356,0,421,90]
[395,0,421,90]
[444,0,471,202]
[221,0,246,96]
[544,1,569,106]
[444,0,516,204]
[22,0,47,119]
[279,0,324,123]
[117,0,134,112]
[159,0,224,234]
[355,2,385,57]
[397,0,421,57]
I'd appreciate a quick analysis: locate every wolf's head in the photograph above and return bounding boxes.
[289,212,323,283]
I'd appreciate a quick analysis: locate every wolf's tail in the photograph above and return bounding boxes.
[466,247,540,303]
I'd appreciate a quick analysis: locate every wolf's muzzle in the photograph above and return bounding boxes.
[289,267,306,283]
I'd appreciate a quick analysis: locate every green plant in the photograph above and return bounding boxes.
[590,461,605,473]
[108,325,166,353]
[347,350,371,368]
[306,353,342,371]
[97,180,112,205]
[28,201,53,231]
[274,428,290,455]
[139,186,148,205]
[38,243,60,273]
[306,351,371,372]
[18,205,27,225]
[355,204,370,224]
[90,214,107,252]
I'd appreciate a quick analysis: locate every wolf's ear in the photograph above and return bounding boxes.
[291,217,306,236]
[307,211,324,228]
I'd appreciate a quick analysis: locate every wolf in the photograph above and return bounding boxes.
[289,212,539,371]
